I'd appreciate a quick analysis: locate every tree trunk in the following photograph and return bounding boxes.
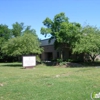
[91,57,95,62]
[89,54,96,62]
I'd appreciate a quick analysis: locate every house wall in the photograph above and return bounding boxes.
[40,39,84,62]
[40,45,58,61]
[40,46,84,62]
[40,45,71,61]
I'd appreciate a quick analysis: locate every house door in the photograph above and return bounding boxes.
[46,52,53,61]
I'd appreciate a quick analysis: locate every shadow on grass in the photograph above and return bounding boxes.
[1,61,100,68]
[0,62,22,67]
[43,61,100,68]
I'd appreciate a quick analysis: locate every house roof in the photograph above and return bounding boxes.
[40,38,55,46]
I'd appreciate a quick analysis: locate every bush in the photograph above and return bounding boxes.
[57,59,63,63]
[67,59,73,62]
[59,61,67,66]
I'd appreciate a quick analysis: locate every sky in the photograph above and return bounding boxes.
[0,0,100,39]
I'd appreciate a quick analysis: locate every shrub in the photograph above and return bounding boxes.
[57,59,63,63]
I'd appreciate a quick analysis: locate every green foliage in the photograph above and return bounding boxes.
[59,61,67,66]
[0,22,43,62]
[12,22,24,37]
[0,24,12,40]
[57,59,67,66]
[41,12,69,37]
[57,58,63,63]
[36,55,41,62]
[67,59,73,62]
[2,31,43,56]
[41,12,81,59]
[24,26,36,34]
[73,25,100,62]
[0,24,12,60]
[0,24,11,48]
[12,22,37,38]
[55,22,81,50]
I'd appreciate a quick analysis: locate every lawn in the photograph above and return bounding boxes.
[0,63,100,100]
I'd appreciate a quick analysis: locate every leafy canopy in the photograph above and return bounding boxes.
[2,27,42,56]
[41,12,69,37]
[73,25,100,61]
[41,12,81,51]
[0,24,12,59]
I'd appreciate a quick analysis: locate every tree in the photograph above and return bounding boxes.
[1,23,43,62]
[41,12,69,38]
[2,31,42,57]
[0,24,12,40]
[12,22,24,37]
[41,12,81,59]
[0,24,11,60]
[73,25,100,62]
[55,22,81,47]
[12,22,37,36]
[24,26,36,35]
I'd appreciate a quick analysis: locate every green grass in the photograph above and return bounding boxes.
[0,63,100,100]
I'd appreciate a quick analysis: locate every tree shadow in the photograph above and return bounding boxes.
[42,61,100,68]
[42,61,57,66]
[0,63,22,67]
